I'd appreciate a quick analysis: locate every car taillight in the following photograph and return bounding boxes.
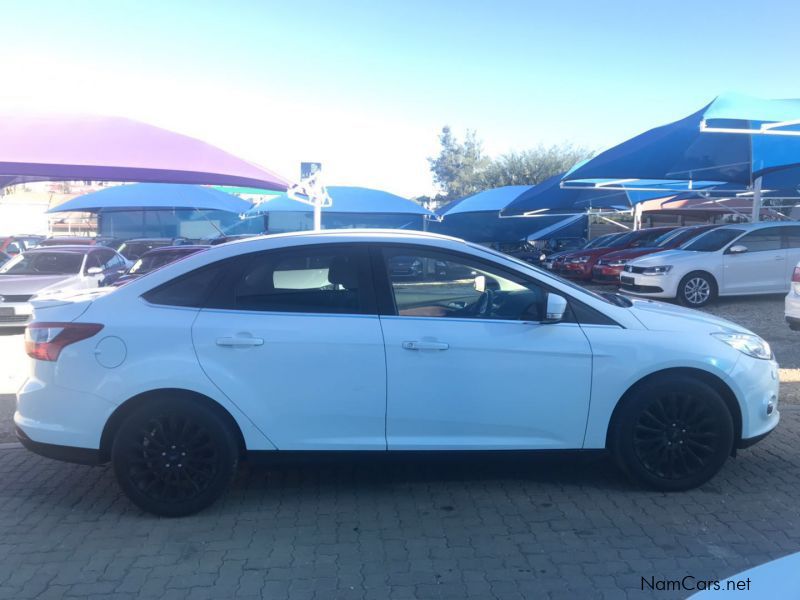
[793,267,800,283]
[24,322,104,361]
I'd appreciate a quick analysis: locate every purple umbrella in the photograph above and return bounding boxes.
[0,114,289,191]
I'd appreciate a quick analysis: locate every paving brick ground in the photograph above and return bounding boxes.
[0,408,798,599]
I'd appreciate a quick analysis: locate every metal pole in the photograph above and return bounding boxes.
[313,200,322,231]
[751,176,762,223]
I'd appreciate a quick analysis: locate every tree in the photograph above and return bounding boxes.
[427,126,490,201]
[480,144,593,189]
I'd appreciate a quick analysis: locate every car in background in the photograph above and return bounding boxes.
[543,232,624,270]
[592,224,720,284]
[553,226,677,281]
[38,236,97,247]
[520,236,586,266]
[785,262,800,330]
[115,237,187,260]
[0,235,44,256]
[16,230,779,516]
[0,245,128,327]
[621,222,800,307]
[0,251,11,267]
[208,234,259,246]
[112,245,210,286]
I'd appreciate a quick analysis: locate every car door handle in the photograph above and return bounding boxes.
[402,341,449,351]
[776,255,786,260]
[216,336,264,347]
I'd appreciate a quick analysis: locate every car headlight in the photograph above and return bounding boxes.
[569,255,591,264]
[607,259,627,267]
[641,265,672,275]
[539,253,547,262]
[712,332,773,360]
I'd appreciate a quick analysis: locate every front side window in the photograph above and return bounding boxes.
[734,228,782,252]
[213,246,370,315]
[382,247,546,321]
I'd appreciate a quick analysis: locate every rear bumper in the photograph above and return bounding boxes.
[16,425,103,465]
[0,301,32,327]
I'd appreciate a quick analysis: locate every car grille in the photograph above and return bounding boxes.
[623,265,647,274]
[0,314,29,323]
[0,295,32,303]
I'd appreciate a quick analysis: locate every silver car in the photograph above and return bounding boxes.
[0,246,127,327]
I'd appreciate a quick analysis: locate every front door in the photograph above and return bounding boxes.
[192,244,387,450]
[722,227,786,294]
[376,246,593,450]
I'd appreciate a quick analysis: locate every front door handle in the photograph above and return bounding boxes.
[402,341,449,351]
[776,255,786,260]
[216,336,264,347]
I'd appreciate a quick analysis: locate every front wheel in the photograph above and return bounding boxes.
[111,398,239,517]
[611,376,734,491]
[677,271,716,307]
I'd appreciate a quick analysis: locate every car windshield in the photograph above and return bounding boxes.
[584,235,612,249]
[129,250,199,274]
[605,232,637,248]
[0,251,84,275]
[653,229,686,247]
[682,228,744,252]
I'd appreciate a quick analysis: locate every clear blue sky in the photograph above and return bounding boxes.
[4,0,800,196]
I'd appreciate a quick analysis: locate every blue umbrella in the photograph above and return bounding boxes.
[48,183,252,213]
[247,186,433,216]
[563,93,800,220]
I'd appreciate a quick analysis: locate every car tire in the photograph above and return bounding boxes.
[111,397,239,517]
[611,375,734,492]
[677,271,717,307]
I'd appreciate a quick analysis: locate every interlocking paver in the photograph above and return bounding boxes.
[0,409,799,599]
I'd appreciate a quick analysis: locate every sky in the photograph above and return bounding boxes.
[2,0,800,197]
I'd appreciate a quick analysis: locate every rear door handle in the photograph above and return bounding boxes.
[402,341,449,351]
[216,336,264,347]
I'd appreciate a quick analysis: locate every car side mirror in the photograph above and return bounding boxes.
[728,244,748,255]
[543,292,568,324]
[86,266,103,275]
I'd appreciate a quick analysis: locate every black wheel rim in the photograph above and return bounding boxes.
[632,392,720,480]
[126,414,219,502]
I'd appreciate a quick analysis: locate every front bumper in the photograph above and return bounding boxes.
[618,272,675,298]
[592,265,623,284]
[728,356,780,445]
[0,301,32,327]
[559,262,593,280]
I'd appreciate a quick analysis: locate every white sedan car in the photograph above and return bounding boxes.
[620,222,800,307]
[16,230,779,516]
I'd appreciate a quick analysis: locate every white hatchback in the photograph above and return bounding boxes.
[620,222,800,307]
[16,230,779,516]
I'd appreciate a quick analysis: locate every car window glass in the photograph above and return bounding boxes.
[221,246,367,314]
[382,248,546,321]
[142,263,224,308]
[682,228,744,252]
[783,226,800,249]
[736,228,782,252]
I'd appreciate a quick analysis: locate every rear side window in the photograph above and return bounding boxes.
[783,226,800,249]
[207,245,373,315]
[736,228,783,252]
[142,263,224,308]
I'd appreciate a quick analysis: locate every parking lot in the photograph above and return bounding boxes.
[1,292,799,599]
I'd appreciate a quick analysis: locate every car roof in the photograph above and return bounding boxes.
[715,221,798,231]
[222,228,467,247]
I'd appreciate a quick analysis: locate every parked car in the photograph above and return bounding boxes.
[621,222,800,307]
[0,246,127,327]
[0,235,45,256]
[553,227,677,280]
[208,234,259,246]
[785,262,800,330]
[521,236,586,266]
[112,245,210,286]
[17,230,778,516]
[543,232,624,270]
[38,236,96,247]
[592,225,720,284]
[115,238,187,260]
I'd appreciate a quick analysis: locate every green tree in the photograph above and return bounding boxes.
[427,126,490,201]
[480,144,593,189]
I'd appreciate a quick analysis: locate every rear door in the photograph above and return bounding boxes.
[721,227,786,294]
[191,244,387,450]
[782,226,800,288]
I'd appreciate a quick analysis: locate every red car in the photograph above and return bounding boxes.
[553,226,677,281]
[591,224,720,284]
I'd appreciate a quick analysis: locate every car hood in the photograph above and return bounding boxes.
[600,247,663,261]
[626,297,751,335]
[558,247,617,260]
[0,274,78,295]
[628,249,698,266]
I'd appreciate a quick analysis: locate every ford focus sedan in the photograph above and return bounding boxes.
[16,230,779,516]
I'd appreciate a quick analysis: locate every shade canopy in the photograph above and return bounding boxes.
[563,93,800,190]
[500,173,666,216]
[437,186,533,216]
[247,186,434,216]
[0,114,289,191]
[47,183,252,214]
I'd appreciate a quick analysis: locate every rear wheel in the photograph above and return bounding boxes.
[111,397,239,517]
[677,271,716,307]
[611,376,734,491]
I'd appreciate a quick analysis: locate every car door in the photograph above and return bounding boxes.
[782,226,800,288]
[191,244,387,450]
[721,227,786,294]
[375,245,594,450]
